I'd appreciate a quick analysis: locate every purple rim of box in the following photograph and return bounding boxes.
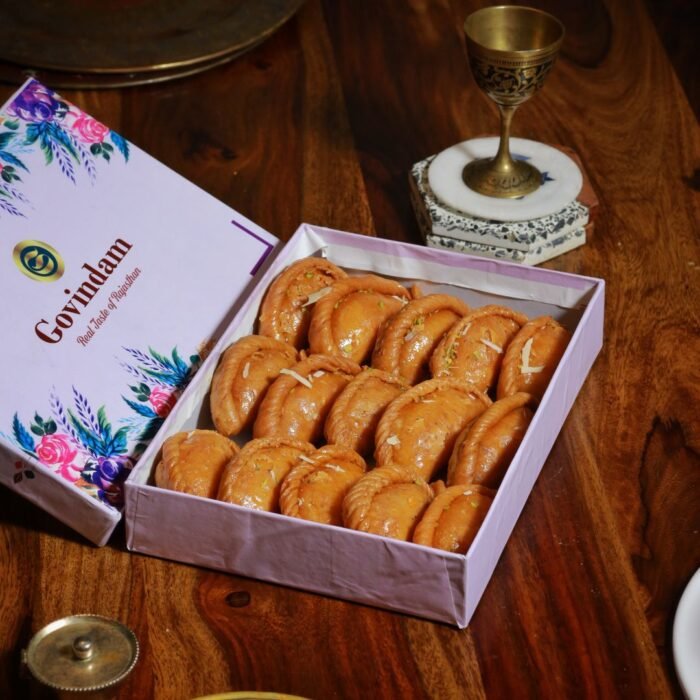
[231,219,276,275]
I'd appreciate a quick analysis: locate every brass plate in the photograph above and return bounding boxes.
[0,48,255,90]
[0,0,305,74]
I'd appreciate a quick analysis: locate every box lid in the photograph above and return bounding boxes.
[0,79,278,544]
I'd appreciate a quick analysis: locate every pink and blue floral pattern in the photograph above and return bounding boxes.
[8,345,199,509]
[12,390,133,508]
[0,80,129,218]
[120,346,200,446]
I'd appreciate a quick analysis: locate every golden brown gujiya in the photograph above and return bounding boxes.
[372,293,469,384]
[253,354,361,444]
[413,484,494,554]
[155,429,238,499]
[210,335,298,437]
[308,274,412,364]
[374,378,492,482]
[217,437,315,512]
[343,464,434,541]
[430,305,528,393]
[279,445,366,525]
[324,368,408,457]
[448,392,536,489]
[497,316,571,401]
[258,257,347,348]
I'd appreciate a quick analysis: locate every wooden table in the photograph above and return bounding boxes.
[1,1,698,698]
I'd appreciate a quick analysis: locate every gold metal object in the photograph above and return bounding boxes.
[193,694,311,700]
[23,614,139,697]
[0,0,305,83]
[462,6,565,198]
[0,50,258,91]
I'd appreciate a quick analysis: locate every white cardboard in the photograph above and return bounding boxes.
[125,224,604,627]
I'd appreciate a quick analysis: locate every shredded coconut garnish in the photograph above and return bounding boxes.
[391,295,408,305]
[386,435,401,446]
[404,331,416,342]
[313,370,325,378]
[324,463,345,473]
[279,368,313,388]
[297,498,304,507]
[520,337,545,374]
[242,361,250,379]
[301,286,331,307]
[299,454,316,464]
[480,338,503,354]
[459,323,472,337]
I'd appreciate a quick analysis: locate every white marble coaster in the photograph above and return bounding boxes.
[410,157,589,252]
[425,227,587,265]
[427,137,583,222]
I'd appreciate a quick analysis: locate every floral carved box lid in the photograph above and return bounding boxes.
[0,80,278,545]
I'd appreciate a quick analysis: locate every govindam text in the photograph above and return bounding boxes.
[35,238,133,344]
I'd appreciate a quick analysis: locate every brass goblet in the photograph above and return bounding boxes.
[462,5,565,198]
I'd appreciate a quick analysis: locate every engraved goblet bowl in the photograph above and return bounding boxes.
[462,5,565,198]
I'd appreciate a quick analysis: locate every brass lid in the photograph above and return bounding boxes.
[24,614,139,693]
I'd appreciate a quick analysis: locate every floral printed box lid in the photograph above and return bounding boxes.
[0,79,278,545]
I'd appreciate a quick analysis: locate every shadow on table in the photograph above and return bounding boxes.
[0,485,129,551]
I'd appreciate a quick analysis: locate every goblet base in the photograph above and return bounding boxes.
[462,157,542,198]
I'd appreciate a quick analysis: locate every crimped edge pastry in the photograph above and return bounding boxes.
[374,377,492,480]
[258,257,347,348]
[324,367,408,456]
[448,392,536,488]
[372,293,469,384]
[155,429,238,499]
[210,335,298,437]
[217,436,315,511]
[279,444,367,525]
[308,274,412,362]
[342,464,434,540]
[430,304,528,390]
[253,353,362,442]
[496,315,571,401]
[413,484,494,553]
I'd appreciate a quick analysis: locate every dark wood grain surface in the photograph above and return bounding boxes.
[1,1,698,698]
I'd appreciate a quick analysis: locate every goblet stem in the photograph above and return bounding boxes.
[493,104,518,173]
[461,101,543,198]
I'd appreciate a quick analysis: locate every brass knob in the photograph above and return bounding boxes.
[72,635,94,661]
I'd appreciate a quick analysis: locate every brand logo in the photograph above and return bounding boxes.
[13,240,65,282]
[34,237,133,344]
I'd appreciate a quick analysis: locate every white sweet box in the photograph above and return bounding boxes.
[125,224,604,627]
